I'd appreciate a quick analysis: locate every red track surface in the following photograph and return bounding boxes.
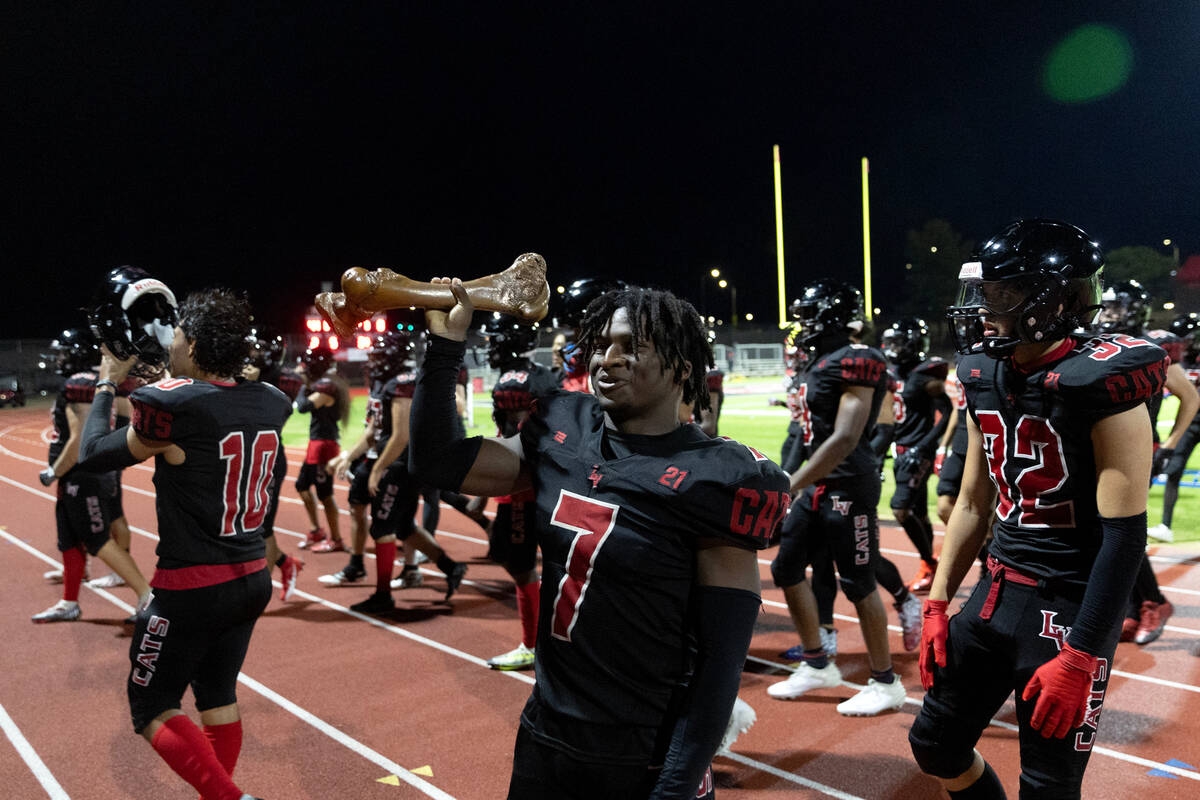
[2,401,1200,799]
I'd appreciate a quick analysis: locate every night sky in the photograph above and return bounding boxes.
[6,3,1200,338]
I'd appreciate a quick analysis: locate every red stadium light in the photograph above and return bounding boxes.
[359,320,371,331]
[327,334,339,350]
[308,335,320,349]
[321,320,330,333]
[305,318,322,333]
[375,318,386,333]
[355,334,371,350]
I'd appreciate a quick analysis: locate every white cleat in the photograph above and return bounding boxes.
[717,697,757,754]
[32,600,81,623]
[88,573,126,589]
[836,678,906,716]
[767,661,843,699]
[1148,523,1174,543]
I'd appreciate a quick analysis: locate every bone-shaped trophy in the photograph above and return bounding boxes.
[315,252,549,338]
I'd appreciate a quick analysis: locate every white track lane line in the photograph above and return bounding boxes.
[0,701,71,800]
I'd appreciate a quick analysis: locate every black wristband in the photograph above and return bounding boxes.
[1068,511,1147,654]
[95,379,118,393]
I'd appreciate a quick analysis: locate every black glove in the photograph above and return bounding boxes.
[1152,447,1174,477]
[38,467,56,486]
[895,448,931,476]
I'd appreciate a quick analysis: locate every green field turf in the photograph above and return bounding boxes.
[287,382,1200,542]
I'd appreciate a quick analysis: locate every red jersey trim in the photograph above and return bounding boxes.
[151,558,268,590]
[1011,337,1074,374]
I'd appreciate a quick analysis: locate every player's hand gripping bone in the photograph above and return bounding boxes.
[315,253,550,337]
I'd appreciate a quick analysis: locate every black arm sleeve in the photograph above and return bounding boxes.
[1068,512,1147,654]
[77,390,140,472]
[915,392,953,452]
[870,423,894,458]
[295,395,314,413]
[649,586,760,799]
[408,334,483,491]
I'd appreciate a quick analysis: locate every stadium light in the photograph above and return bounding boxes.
[356,335,371,349]
[711,268,721,278]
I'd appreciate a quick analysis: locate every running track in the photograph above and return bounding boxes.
[1,403,1199,798]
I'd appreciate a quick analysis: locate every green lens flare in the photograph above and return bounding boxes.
[1043,23,1133,103]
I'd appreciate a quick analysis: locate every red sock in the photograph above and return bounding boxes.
[150,715,242,800]
[375,540,397,592]
[202,719,243,777]
[516,580,540,648]
[62,547,86,602]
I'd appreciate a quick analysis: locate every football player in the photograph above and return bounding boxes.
[77,284,284,800]
[879,317,952,593]
[240,332,305,601]
[912,219,1164,799]
[290,343,349,552]
[1152,312,1200,542]
[1093,283,1198,644]
[552,278,628,394]
[766,281,906,716]
[477,314,562,671]
[411,280,788,799]
[33,321,152,622]
[326,330,467,613]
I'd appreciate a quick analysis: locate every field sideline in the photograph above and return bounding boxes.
[282,376,1200,542]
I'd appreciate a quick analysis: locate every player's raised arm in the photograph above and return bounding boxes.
[77,348,178,471]
[409,277,530,497]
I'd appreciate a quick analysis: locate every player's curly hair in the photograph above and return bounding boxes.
[577,286,715,409]
[178,288,253,379]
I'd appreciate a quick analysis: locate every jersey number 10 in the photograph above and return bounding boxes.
[218,431,281,536]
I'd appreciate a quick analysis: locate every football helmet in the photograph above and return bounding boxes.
[783,323,808,371]
[300,343,335,380]
[946,219,1104,358]
[1096,280,1151,335]
[881,317,930,368]
[247,329,287,380]
[481,314,538,368]
[553,278,628,330]
[366,331,412,382]
[46,327,98,377]
[789,279,865,360]
[1170,312,1200,360]
[87,266,178,369]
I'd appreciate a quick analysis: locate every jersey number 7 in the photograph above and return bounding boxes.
[218,431,281,536]
[549,491,619,642]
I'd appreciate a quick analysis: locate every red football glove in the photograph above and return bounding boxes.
[934,449,946,475]
[918,599,949,690]
[1021,643,1099,739]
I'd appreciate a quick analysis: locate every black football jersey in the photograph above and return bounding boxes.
[795,343,889,480]
[306,378,341,441]
[519,391,789,762]
[945,371,969,456]
[48,372,119,485]
[374,369,416,452]
[491,362,563,437]
[274,368,305,402]
[1143,329,1183,428]
[891,359,950,449]
[130,377,292,568]
[959,333,1167,587]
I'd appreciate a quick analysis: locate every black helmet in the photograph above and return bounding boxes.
[1169,311,1200,341]
[789,279,864,359]
[366,330,412,382]
[46,327,98,377]
[1097,280,1151,335]
[881,317,930,368]
[87,266,178,368]
[481,314,539,368]
[553,278,628,329]
[300,344,335,380]
[946,219,1103,358]
[247,328,287,378]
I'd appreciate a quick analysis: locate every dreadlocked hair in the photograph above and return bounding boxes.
[576,286,714,409]
[178,288,253,379]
